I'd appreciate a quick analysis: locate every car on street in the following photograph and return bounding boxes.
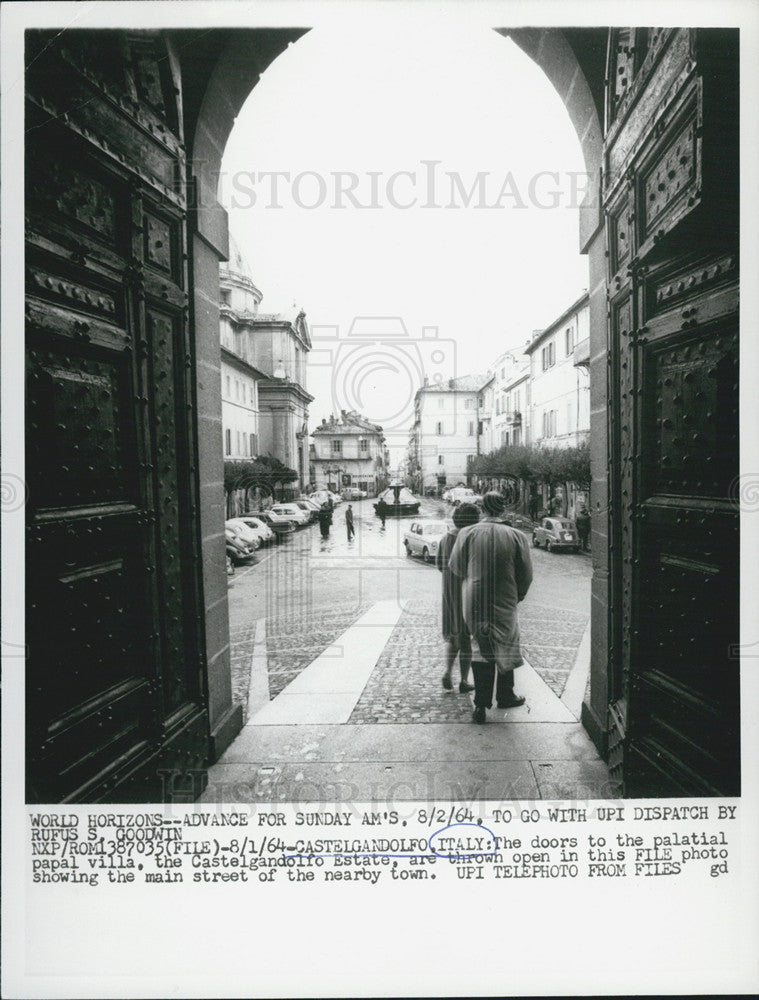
[270,502,310,527]
[403,519,451,562]
[229,516,275,546]
[307,489,342,508]
[293,499,320,523]
[342,487,367,500]
[532,517,580,553]
[253,511,296,539]
[443,486,482,505]
[225,519,263,551]
[225,526,257,565]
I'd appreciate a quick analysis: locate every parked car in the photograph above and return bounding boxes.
[532,517,579,553]
[225,527,257,565]
[292,499,320,523]
[230,515,275,546]
[307,489,342,508]
[225,519,262,551]
[403,519,450,563]
[342,487,367,500]
[254,511,296,539]
[443,486,482,505]
[270,502,310,527]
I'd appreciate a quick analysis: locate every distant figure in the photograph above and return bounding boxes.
[345,504,355,541]
[438,502,480,694]
[575,504,591,551]
[318,504,332,540]
[449,491,533,724]
[549,493,563,516]
[376,497,387,528]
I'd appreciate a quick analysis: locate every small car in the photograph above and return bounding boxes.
[254,511,296,539]
[224,527,257,565]
[225,519,262,551]
[443,486,483,506]
[403,519,450,562]
[342,487,367,500]
[532,517,579,553]
[270,503,310,527]
[232,515,275,546]
[292,499,320,523]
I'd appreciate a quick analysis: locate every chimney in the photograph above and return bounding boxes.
[340,409,347,422]
[423,375,429,387]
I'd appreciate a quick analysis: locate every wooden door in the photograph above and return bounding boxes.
[25,31,209,802]
[604,29,740,795]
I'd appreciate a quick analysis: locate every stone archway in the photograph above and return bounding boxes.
[179,24,614,767]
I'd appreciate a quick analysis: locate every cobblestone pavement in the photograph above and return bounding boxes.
[266,600,374,698]
[227,498,591,720]
[348,595,588,724]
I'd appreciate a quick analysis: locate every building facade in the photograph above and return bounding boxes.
[490,351,530,448]
[524,292,590,449]
[219,237,313,489]
[409,375,488,494]
[311,410,388,496]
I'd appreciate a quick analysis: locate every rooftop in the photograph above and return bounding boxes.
[313,409,385,437]
[524,291,590,355]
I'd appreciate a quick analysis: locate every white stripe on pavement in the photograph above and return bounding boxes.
[247,599,405,726]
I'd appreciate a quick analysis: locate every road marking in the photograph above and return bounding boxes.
[245,618,270,721]
[248,600,405,726]
[561,621,591,720]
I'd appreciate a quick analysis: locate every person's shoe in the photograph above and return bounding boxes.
[472,706,487,724]
[497,694,526,709]
[458,680,475,693]
[442,675,453,691]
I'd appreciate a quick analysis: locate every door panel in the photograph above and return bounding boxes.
[26,30,208,802]
[603,28,739,796]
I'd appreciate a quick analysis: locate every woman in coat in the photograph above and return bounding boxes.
[437,502,480,693]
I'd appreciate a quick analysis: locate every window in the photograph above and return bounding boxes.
[250,384,256,406]
[250,432,257,455]
[500,367,505,380]
[359,438,368,453]
[514,389,520,413]
[513,427,521,446]
[225,428,231,456]
[464,398,473,409]
[438,396,445,409]
[331,439,342,454]
[542,409,558,437]
[436,421,444,436]
[468,421,474,436]
[236,430,241,454]
[225,375,231,397]
[541,341,556,371]
[496,397,501,415]
[438,455,444,465]
[565,326,574,355]
[220,288,230,305]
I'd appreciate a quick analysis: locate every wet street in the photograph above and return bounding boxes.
[205,499,611,804]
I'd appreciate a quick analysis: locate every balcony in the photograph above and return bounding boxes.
[573,337,590,368]
[506,411,522,425]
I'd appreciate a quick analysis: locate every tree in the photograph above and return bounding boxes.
[224,456,298,515]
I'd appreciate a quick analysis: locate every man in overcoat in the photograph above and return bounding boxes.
[448,491,533,723]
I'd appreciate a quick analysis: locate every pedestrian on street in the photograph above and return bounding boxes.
[575,504,591,551]
[449,490,533,724]
[376,497,387,528]
[318,504,332,539]
[438,502,480,694]
[345,504,355,541]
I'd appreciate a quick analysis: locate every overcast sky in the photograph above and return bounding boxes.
[220,17,589,464]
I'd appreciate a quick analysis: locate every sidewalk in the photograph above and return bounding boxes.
[202,596,612,805]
